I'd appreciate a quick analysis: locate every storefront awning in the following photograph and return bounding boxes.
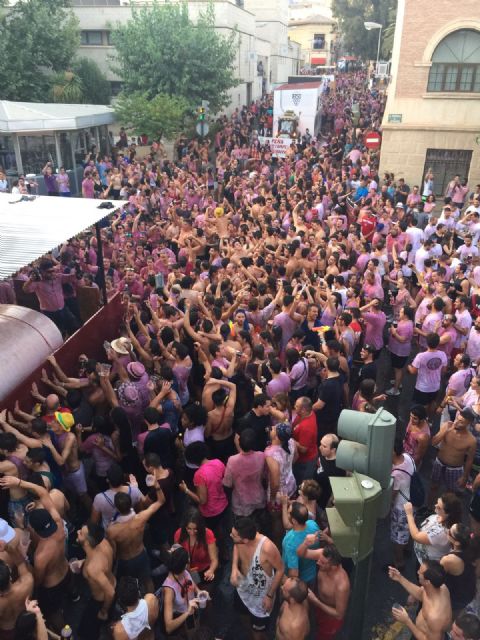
[0,193,125,279]
[311,56,327,65]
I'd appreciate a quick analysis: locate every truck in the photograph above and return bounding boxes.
[273,81,324,139]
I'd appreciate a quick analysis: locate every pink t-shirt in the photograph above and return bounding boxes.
[194,459,228,518]
[388,320,414,357]
[447,368,474,399]
[266,373,291,398]
[223,451,266,516]
[363,311,387,350]
[466,327,480,363]
[412,349,448,392]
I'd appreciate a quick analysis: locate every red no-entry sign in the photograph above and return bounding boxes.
[364,131,381,150]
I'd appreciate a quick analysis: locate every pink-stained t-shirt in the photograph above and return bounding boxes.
[223,451,266,516]
[266,373,291,398]
[81,434,116,476]
[447,368,474,399]
[412,349,448,392]
[466,326,480,363]
[194,459,228,518]
[24,272,75,311]
[419,311,443,348]
[388,319,414,357]
[363,311,387,350]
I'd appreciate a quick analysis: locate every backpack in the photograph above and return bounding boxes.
[394,454,425,508]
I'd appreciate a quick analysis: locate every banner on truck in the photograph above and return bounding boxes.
[257,137,293,158]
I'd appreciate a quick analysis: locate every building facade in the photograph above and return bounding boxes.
[288,1,336,71]
[72,0,302,109]
[380,0,480,195]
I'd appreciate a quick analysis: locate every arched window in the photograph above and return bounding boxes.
[427,29,480,93]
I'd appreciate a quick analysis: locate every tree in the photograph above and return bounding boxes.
[111,1,238,113]
[114,92,190,141]
[332,0,396,60]
[73,58,111,105]
[0,0,79,102]
[51,70,84,104]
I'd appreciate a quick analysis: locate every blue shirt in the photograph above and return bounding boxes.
[282,520,320,582]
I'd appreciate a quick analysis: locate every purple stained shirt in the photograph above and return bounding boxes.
[273,311,298,352]
[266,372,291,398]
[363,311,387,350]
[44,172,58,193]
[388,319,414,357]
[412,349,448,392]
[223,451,266,516]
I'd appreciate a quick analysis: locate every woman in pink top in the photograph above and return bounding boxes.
[181,441,228,534]
[386,307,414,396]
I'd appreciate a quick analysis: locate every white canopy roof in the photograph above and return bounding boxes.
[0,101,115,133]
[0,194,125,279]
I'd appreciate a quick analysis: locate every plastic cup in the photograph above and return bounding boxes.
[69,558,82,574]
[146,474,155,487]
[100,363,112,377]
[197,591,208,609]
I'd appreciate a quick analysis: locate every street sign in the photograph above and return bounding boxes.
[364,130,381,150]
[196,122,209,137]
[388,113,402,123]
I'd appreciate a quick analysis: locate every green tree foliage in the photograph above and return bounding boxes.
[111,1,238,113]
[0,0,79,101]
[114,92,190,141]
[51,70,84,104]
[73,58,111,105]
[332,0,396,60]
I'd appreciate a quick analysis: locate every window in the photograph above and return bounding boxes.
[80,30,103,46]
[427,29,480,92]
[313,34,325,50]
[423,149,472,197]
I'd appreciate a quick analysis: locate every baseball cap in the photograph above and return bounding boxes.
[0,518,15,544]
[28,509,58,538]
[395,202,404,209]
[54,411,74,432]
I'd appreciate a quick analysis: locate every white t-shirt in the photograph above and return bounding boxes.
[391,454,415,508]
[406,227,424,253]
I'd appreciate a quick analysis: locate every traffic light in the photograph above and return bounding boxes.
[335,407,396,516]
[327,472,382,560]
[198,107,206,121]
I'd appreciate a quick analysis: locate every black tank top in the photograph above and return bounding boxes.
[444,550,476,610]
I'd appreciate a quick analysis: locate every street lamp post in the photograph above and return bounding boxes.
[364,21,382,76]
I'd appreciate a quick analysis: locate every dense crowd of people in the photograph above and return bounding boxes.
[1,70,480,640]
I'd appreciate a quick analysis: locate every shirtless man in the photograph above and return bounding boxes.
[297,538,350,640]
[231,517,284,640]
[428,408,476,506]
[41,410,92,512]
[107,480,165,593]
[76,522,116,639]
[1,476,70,632]
[204,378,237,462]
[276,577,310,640]
[389,561,452,640]
[0,529,33,640]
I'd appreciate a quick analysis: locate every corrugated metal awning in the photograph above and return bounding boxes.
[0,193,126,279]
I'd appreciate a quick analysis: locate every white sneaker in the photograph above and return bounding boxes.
[386,387,400,396]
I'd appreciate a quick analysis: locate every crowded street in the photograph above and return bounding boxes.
[1,59,480,640]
